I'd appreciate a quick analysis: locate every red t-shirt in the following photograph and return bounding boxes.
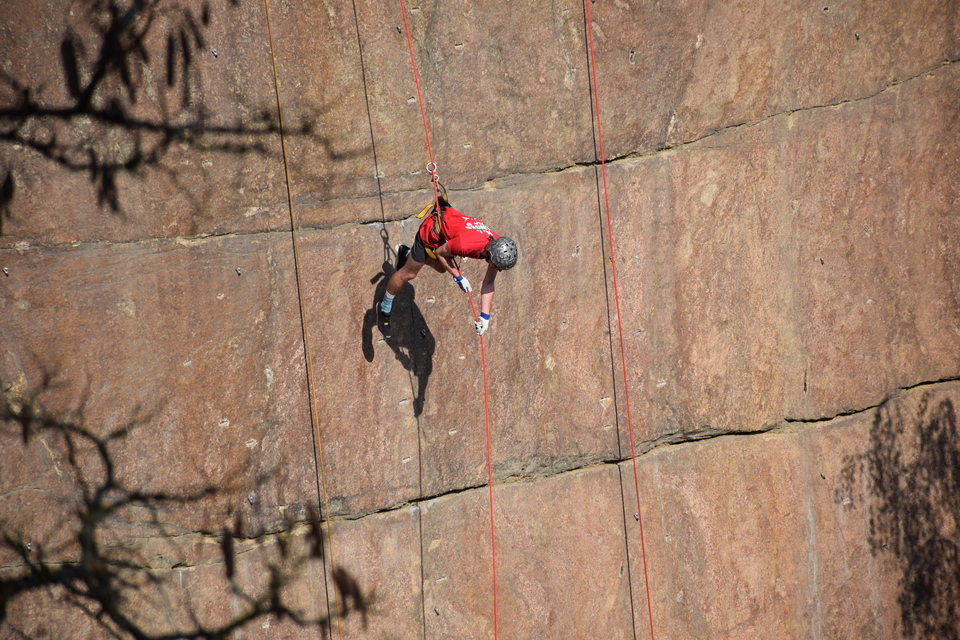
[418,206,499,259]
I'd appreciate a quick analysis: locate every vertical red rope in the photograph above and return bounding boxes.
[397,0,442,213]
[396,4,499,638]
[466,291,500,639]
[582,1,656,639]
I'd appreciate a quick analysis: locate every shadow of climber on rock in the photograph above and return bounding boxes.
[362,259,434,418]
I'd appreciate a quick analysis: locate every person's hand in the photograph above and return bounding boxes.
[475,313,490,336]
[454,274,472,292]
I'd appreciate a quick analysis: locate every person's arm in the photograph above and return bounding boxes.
[432,243,460,277]
[474,263,497,335]
[479,262,497,316]
[434,243,472,291]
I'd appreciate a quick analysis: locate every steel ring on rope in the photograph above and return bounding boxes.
[425,161,440,183]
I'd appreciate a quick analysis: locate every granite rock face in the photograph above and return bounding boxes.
[620,382,960,639]
[0,234,319,553]
[585,0,960,156]
[2,0,959,637]
[0,0,294,244]
[606,62,960,446]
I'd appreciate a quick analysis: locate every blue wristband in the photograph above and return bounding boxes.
[480,313,490,320]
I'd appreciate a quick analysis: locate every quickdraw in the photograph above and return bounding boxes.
[414,162,448,240]
[425,161,440,184]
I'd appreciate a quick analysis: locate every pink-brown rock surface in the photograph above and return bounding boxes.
[351,0,595,194]
[2,0,959,637]
[267,0,382,210]
[327,507,425,639]
[585,0,960,156]
[0,0,296,244]
[420,466,634,639]
[0,234,319,538]
[621,381,960,639]
[605,62,960,446]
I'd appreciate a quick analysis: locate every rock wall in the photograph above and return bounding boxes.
[1,0,959,638]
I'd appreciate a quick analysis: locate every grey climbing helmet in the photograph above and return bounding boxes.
[487,236,518,270]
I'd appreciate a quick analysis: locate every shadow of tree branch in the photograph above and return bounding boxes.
[0,382,370,639]
[0,0,368,220]
[841,390,960,640]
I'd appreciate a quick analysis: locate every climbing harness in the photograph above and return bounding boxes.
[414,172,447,236]
[583,0,656,638]
[410,174,450,261]
[397,1,501,637]
[262,0,344,636]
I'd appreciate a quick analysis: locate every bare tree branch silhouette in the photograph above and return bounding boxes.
[0,381,370,639]
[0,0,366,219]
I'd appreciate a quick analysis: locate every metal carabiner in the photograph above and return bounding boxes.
[425,161,440,184]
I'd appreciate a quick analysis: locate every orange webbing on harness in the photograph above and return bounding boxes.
[413,184,448,261]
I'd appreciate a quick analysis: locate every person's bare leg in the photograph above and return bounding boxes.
[424,255,446,274]
[386,258,426,296]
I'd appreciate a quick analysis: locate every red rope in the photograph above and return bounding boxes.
[467,290,500,638]
[397,0,442,213]
[582,1,656,638]
[396,4,500,637]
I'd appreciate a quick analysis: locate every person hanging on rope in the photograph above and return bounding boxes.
[378,193,517,337]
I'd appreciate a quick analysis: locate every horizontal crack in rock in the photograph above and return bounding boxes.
[4,60,955,252]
